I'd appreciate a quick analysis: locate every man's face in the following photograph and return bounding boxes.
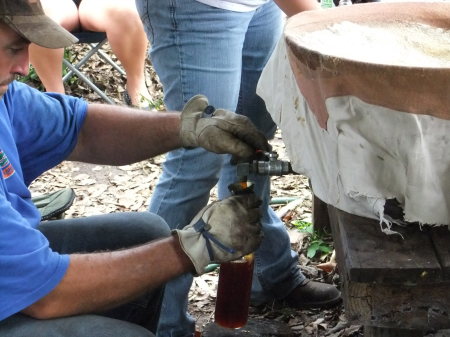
[0,22,30,98]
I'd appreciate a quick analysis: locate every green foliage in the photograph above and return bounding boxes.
[17,49,78,89]
[293,220,314,234]
[292,220,332,259]
[19,64,38,82]
[17,64,43,90]
[62,49,79,86]
[140,96,165,111]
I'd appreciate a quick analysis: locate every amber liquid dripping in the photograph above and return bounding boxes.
[214,254,254,328]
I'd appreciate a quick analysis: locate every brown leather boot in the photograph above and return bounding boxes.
[284,280,342,309]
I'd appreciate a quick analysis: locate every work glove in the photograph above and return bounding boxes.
[173,194,263,275]
[180,95,271,159]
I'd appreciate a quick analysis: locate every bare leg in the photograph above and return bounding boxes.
[79,0,151,107]
[28,0,79,93]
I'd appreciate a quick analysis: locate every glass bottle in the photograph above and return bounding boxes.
[214,181,255,329]
[214,254,254,329]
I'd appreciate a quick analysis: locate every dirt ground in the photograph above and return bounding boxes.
[25,43,363,337]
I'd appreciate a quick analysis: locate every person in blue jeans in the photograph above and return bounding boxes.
[136,0,342,336]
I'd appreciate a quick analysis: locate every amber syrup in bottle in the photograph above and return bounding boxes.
[214,181,255,329]
[214,254,254,328]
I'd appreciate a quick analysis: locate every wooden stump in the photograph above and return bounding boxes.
[328,206,450,336]
[364,326,425,337]
[312,195,331,235]
[202,318,293,337]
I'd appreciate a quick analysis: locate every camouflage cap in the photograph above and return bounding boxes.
[0,0,77,48]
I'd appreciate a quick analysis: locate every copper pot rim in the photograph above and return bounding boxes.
[284,2,450,72]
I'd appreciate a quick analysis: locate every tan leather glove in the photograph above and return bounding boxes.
[173,194,263,275]
[180,95,270,159]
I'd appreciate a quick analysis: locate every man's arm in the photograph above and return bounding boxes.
[68,95,270,166]
[68,104,183,165]
[275,0,320,17]
[22,193,262,319]
[22,236,193,319]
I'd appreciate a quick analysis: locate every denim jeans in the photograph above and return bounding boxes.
[0,213,169,337]
[136,1,306,336]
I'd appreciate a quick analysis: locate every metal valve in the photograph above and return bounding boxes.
[236,151,295,182]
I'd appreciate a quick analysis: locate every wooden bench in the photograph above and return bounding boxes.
[319,200,450,337]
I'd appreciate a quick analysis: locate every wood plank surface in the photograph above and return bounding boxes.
[328,206,450,332]
[328,206,446,284]
[430,227,450,280]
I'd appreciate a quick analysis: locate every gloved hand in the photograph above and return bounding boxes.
[180,95,271,159]
[173,194,263,275]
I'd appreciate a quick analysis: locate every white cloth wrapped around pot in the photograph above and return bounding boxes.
[257,2,450,228]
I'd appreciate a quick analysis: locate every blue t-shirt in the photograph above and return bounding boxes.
[0,81,88,320]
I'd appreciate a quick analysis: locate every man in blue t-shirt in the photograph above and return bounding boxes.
[0,1,270,336]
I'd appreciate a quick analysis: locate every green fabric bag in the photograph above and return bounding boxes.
[32,188,76,221]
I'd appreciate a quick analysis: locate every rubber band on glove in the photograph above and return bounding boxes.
[172,193,263,275]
